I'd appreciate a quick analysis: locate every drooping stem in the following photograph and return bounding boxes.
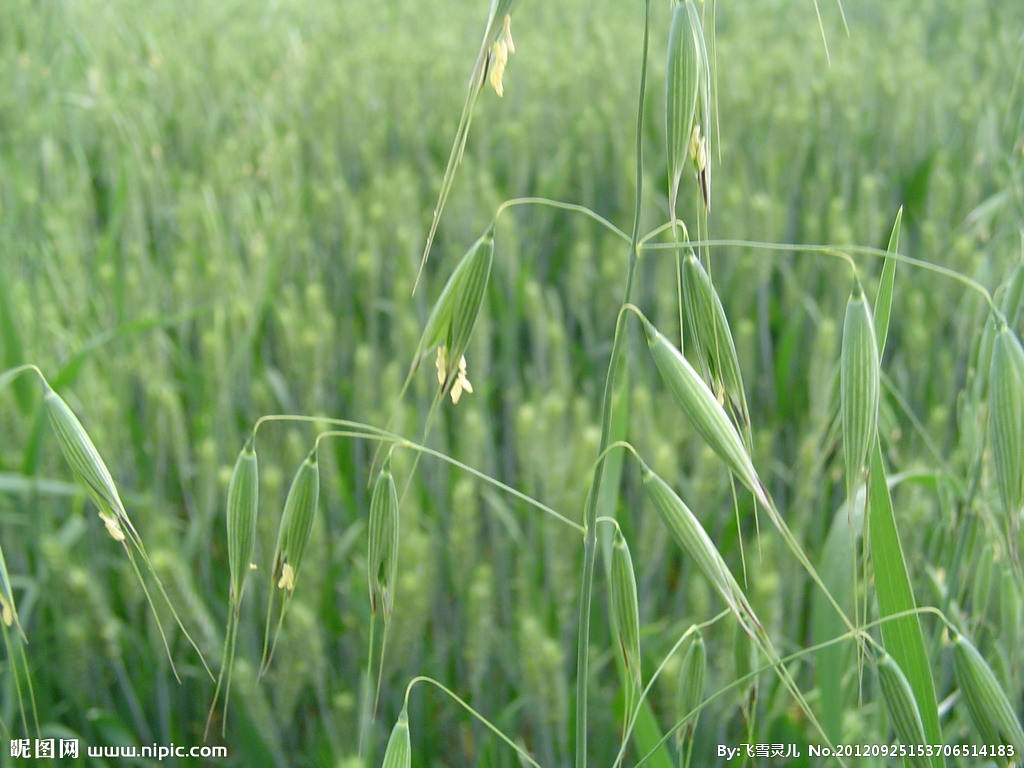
[611,610,731,768]
[254,416,582,533]
[626,606,952,768]
[0,363,48,390]
[641,238,1000,317]
[494,197,630,243]
[404,676,546,768]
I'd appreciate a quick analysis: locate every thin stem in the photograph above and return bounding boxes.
[495,197,630,243]
[0,364,48,388]
[121,542,181,684]
[404,676,546,768]
[0,624,30,738]
[595,516,623,534]
[260,594,290,679]
[761,492,859,639]
[579,438,642,539]
[397,391,443,504]
[357,613,376,757]
[251,418,583,534]
[403,437,582,531]
[627,606,953,768]
[637,219,687,249]
[674,227,686,351]
[640,238,1000,316]
[611,610,731,768]
[619,302,648,325]
[812,0,831,65]
[204,606,239,742]
[413,20,492,293]
[129,535,214,681]
[254,413,391,436]
[819,247,860,278]
[258,580,279,678]
[575,3,651,767]
[374,618,392,717]
[588,440,643,482]
[14,627,39,737]
[220,608,240,738]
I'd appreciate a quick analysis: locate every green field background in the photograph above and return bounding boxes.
[1,0,1022,765]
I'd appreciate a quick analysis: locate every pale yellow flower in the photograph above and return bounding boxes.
[451,356,473,403]
[488,14,515,97]
[435,345,448,386]
[278,562,295,591]
[0,595,13,627]
[436,346,474,404]
[500,13,515,55]
[98,511,126,543]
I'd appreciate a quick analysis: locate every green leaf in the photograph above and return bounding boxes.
[874,206,902,355]
[868,440,944,768]
[813,491,861,741]
[598,364,630,574]
[617,682,675,768]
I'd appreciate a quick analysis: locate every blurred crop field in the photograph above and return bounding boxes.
[1,0,1023,765]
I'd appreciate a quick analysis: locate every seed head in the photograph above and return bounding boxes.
[44,387,136,542]
[418,227,493,402]
[367,459,400,619]
[271,449,320,594]
[226,437,259,607]
[642,316,768,508]
[666,0,702,215]
[840,284,880,498]
[989,327,1024,521]
[951,631,1024,753]
[609,528,641,688]
[676,629,706,740]
[875,653,929,767]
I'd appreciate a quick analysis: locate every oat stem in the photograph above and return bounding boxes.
[404,676,546,768]
[575,3,650,766]
[252,416,582,533]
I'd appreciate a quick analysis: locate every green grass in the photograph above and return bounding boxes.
[1,0,1023,765]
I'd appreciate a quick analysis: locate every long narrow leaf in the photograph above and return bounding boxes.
[628,696,675,768]
[868,440,943,768]
[598,365,630,574]
[874,206,902,354]
[813,492,861,741]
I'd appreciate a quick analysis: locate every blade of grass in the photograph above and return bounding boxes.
[813,491,861,741]
[874,207,902,354]
[598,366,630,574]
[867,439,944,768]
[625,696,674,768]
